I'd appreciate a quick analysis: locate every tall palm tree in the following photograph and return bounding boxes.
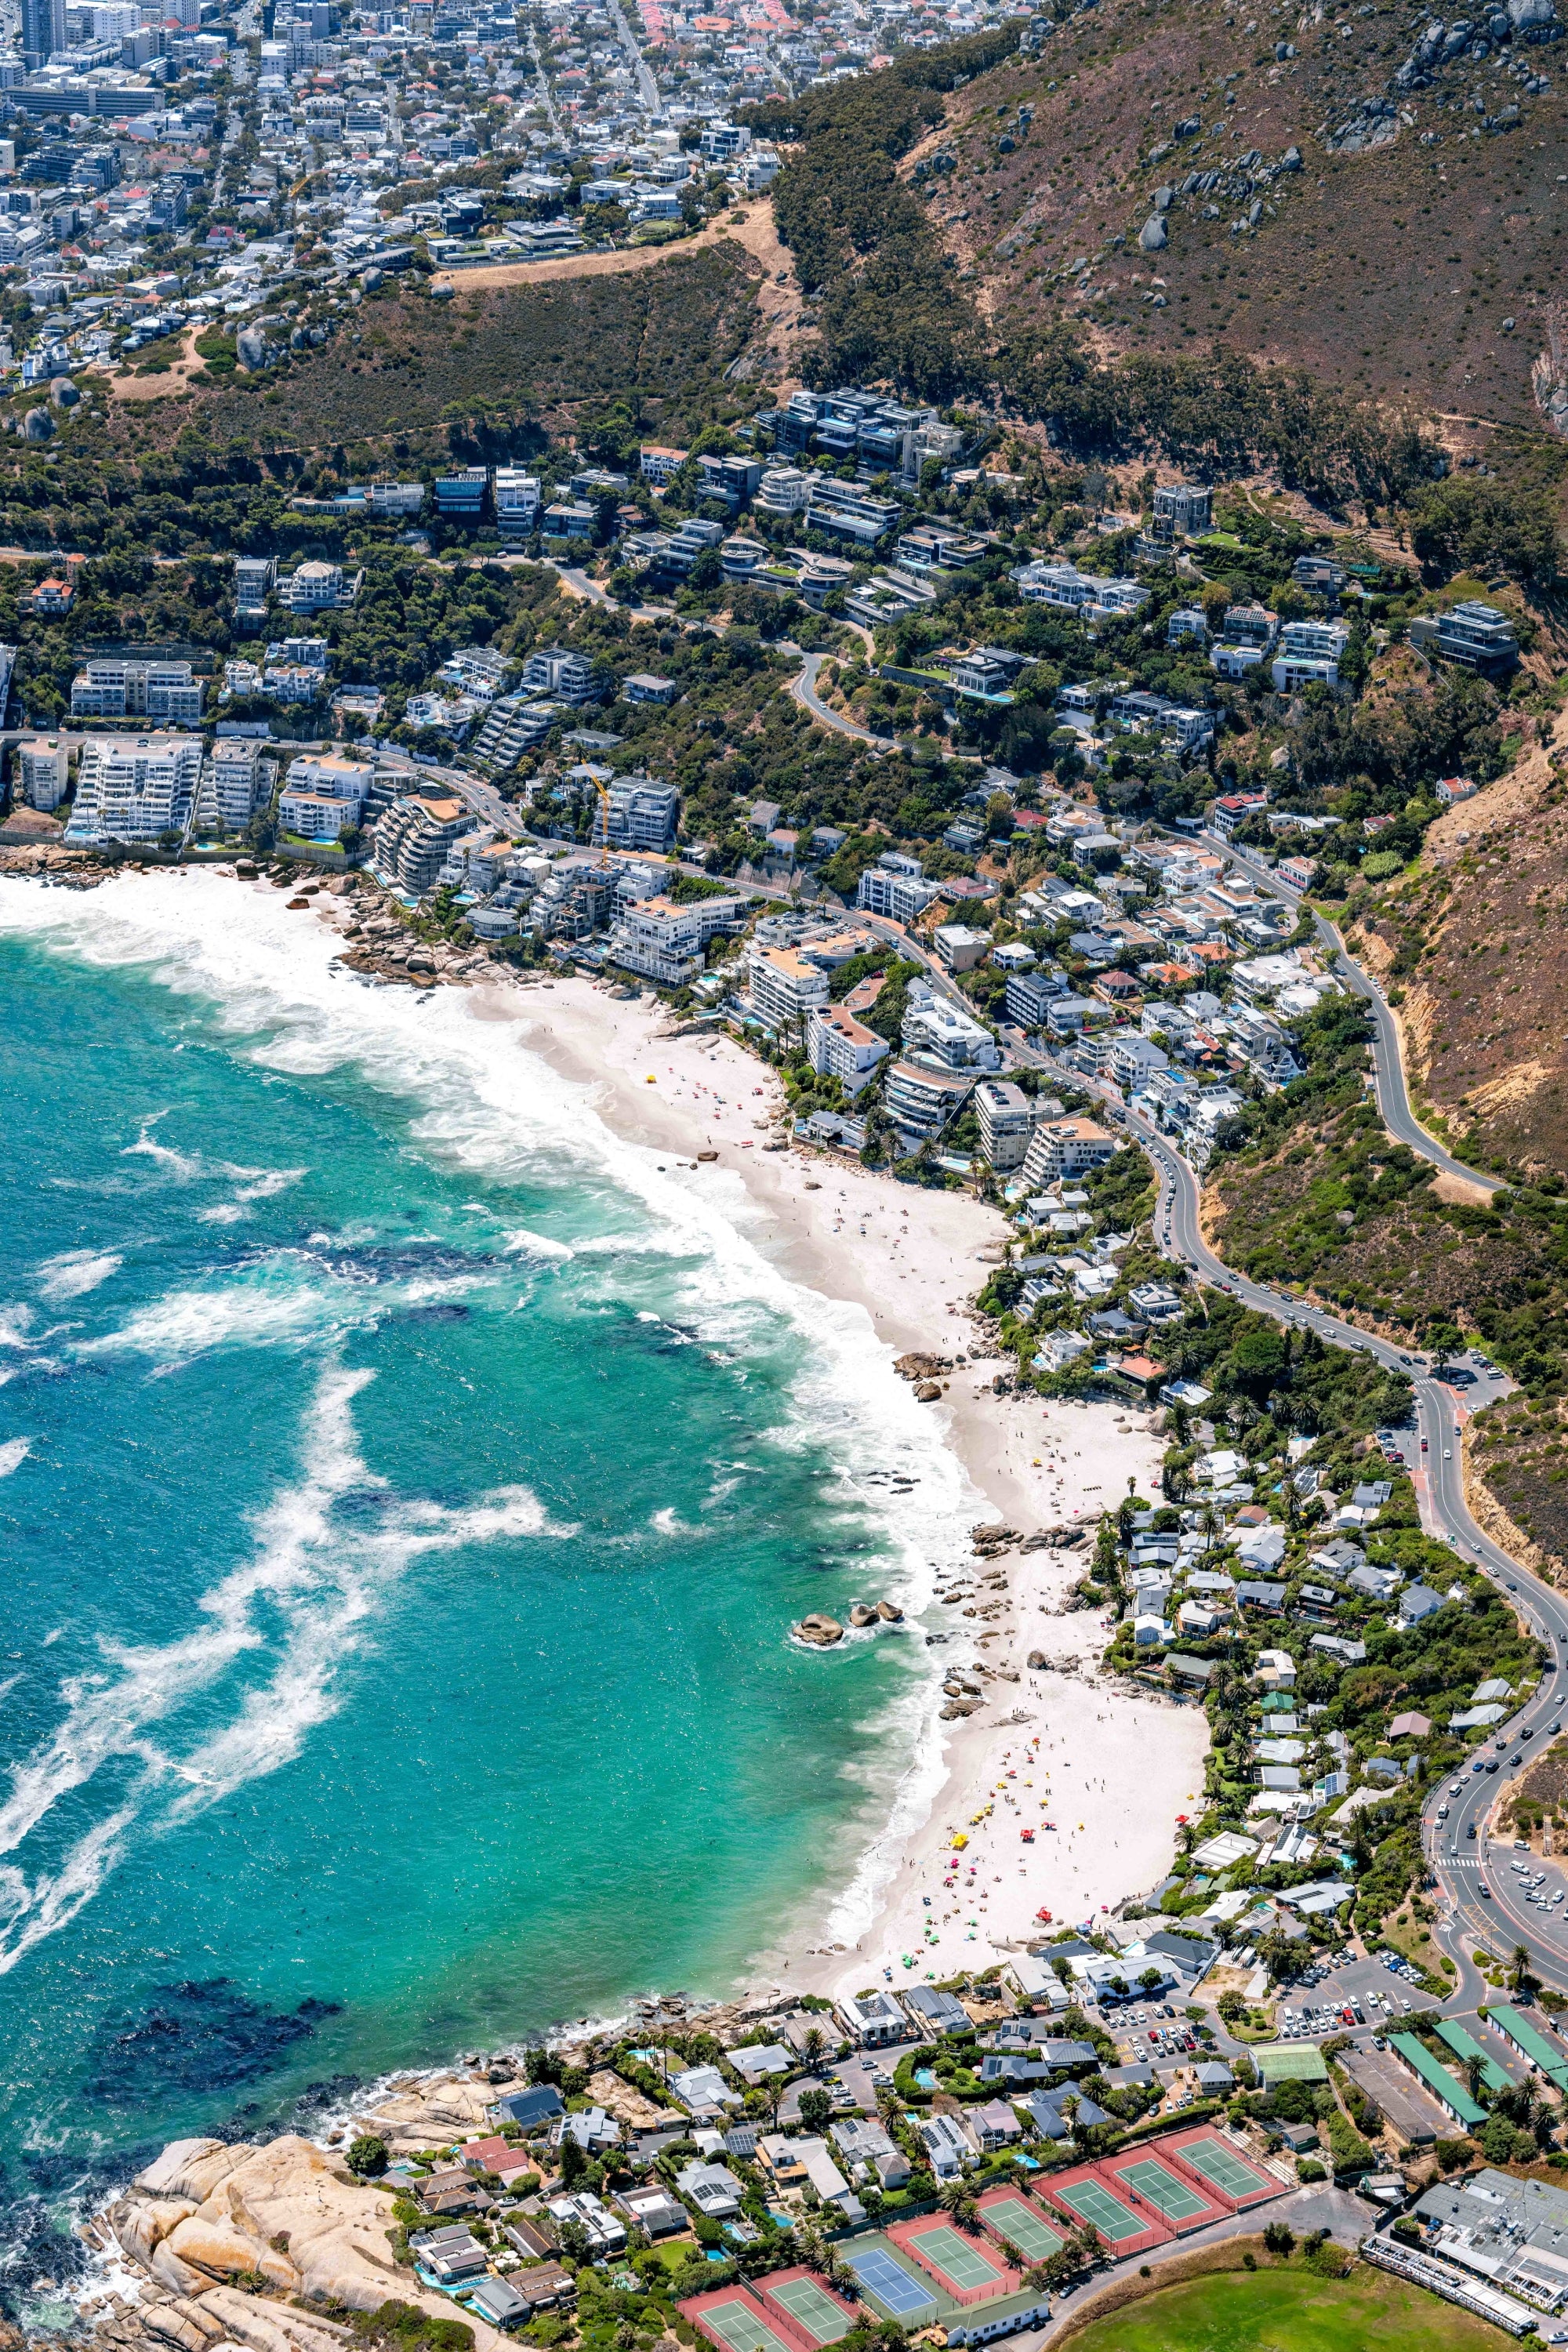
[801,2025,828,2071]
[1465,2053,1483,2105]
[1512,1942,1532,1994]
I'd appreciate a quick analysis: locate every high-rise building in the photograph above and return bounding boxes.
[20,0,65,67]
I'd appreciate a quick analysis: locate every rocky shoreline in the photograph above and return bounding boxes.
[70,1995,793,2352]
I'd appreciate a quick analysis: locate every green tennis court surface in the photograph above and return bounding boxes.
[981,2198,1066,2262]
[908,2225,1004,2291]
[841,2248,938,2321]
[701,2303,794,2352]
[1113,2159,1209,2223]
[1052,2180,1147,2243]
[1175,2138,1270,2201]
[767,2281,854,2344]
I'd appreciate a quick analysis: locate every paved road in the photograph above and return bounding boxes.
[996,1013,1568,1992]
[604,0,662,111]
[1216,834,1504,1194]
[786,646,894,747]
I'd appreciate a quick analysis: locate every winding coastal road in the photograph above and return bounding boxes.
[996,880,1568,1994]
[1220,837,1504,1195]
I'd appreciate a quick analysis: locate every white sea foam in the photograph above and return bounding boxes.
[122,1117,204,1181]
[0,872,982,1959]
[35,1251,123,1302]
[0,1357,575,1972]
[0,1439,31,1478]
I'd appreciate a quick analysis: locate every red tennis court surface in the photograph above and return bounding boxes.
[1099,2147,1229,2237]
[1160,2125,1284,2210]
[682,2287,814,2352]
[1036,2164,1171,2259]
[886,2216,1022,2307]
[757,2269,860,2346]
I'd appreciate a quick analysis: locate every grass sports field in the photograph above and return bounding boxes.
[1062,2264,1503,2352]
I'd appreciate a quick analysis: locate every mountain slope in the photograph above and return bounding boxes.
[905,0,1568,432]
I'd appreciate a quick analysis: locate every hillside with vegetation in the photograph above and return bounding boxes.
[745,2,1568,462]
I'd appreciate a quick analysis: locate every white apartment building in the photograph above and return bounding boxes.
[753,465,811,518]
[279,790,359,843]
[234,554,275,616]
[520,646,598,702]
[281,560,351,612]
[607,895,705,988]
[900,981,1000,1072]
[807,1003,889,1099]
[974,1079,1036,1170]
[1019,1115,1116,1189]
[856,861,941,924]
[16,735,67,810]
[748,943,829,1035]
[283,752,375,811]
[365,481,426,516]
[66,733,202,845]
[593,775,679,853]
[493,467,542,535]
[372,796,470,894]
[70,659,204,724]
[199,737,264,833]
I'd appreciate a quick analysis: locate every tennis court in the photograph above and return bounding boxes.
[1174,2136,1273,2204]
[1111,2158,1210,2224]
[979,2197,1065,2263]
[906,2225,1004,2292]
[766,2279,854,2345]
[841,2247,938,2321]
[700,2300,795,2352]
[1051,2179,1148,2244]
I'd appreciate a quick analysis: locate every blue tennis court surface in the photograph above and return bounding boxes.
[842,2247,938,2319]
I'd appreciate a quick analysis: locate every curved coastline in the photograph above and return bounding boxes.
[0,867,1207,2332]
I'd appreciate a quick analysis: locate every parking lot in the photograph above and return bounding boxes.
[1117,2010,1200,2063]
[1272,1954,1431,2040]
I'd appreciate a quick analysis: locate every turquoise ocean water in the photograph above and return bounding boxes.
[0,872,973,2321]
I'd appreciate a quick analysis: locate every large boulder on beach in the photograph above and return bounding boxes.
[117,2134,513,2350]
[895,1352,952,1381]
[849,1602,879,1628]
[165,2214,301,2293]
[1026,1649,1047,1670]
[794,1613,844,1646]
[877,1599,904,1622]
[914,1381,942,1402]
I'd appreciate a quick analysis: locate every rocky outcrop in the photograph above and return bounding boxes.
[345,2072,495,2151]
[793,1613,844,1646]
[101,2134,510,2352]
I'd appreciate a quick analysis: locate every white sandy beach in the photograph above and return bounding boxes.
[0,861,1209,2013]
[512,971,1211,1996]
